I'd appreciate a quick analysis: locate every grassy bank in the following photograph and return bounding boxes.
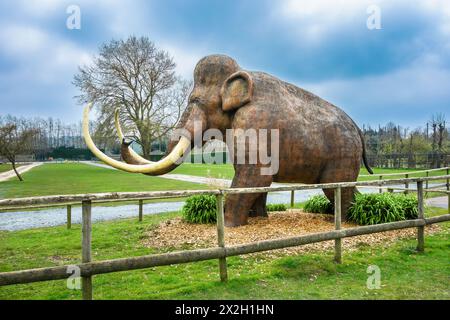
[173,163,449,182]
[0,164,22,174]
[1,163,448,200]
[0,207,448,300]
[0,163,206,199]
[173,163,234,179]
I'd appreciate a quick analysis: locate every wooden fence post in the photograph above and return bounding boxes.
[81,200,93,300]
[138,200,143,222]
[334,187,342,264]
[448,192,450,214]
[404,174,409,194]
[216,194,228,282]
[66,205,72,229]
[379,175,383,193]
[425,171,429,197]
[417,182,424,252]
[446,168,449,191]
[290,190,295,208]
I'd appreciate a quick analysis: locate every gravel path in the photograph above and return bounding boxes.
[0,162,43,182]
[425,196,449,209]
[0,202,184,231]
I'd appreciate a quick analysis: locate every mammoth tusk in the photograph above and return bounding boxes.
[114,108,153,164]
[83,103,190,174]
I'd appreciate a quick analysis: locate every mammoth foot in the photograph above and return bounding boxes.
[224,193,268,227]
[224,211,249,227]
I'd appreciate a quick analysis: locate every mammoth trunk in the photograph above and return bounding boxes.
[167,104,207,153]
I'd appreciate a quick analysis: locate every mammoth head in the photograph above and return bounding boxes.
[163,55,254,157]
[83,54,254,176]
[187,55,254,123]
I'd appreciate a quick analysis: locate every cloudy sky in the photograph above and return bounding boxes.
[0,0,449,128]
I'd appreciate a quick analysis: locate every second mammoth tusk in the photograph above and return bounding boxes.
[83,103,190,174]
[114,108,153,164]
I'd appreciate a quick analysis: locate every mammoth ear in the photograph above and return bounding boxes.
[220,71,254,112]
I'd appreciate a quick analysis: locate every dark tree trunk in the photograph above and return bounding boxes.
[11,161,23,182]
[140,139,151,160]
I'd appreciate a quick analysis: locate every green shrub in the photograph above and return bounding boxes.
[182,195,217,224]
[398,195,419,220]
[266,204,287,212]
[304,195,333,213]
[348,193,418,225]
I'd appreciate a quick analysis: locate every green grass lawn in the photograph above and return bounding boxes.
[0,207,448,300]
[0,163,206,199]
[173,163,449,182]
[0,163,22,174]
[173,163,235,179]
[1,163,448,198]
[1,163,447,202]
[358,167,449,181]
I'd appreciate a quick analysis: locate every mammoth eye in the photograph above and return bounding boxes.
[189,97,202,105]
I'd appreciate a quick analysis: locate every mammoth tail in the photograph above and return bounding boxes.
[358,128,373,174]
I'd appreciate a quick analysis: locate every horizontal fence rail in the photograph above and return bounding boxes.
[358,166,449,177]
[1,174,449,208]
[0,215,449,287]
[0,195,187,212]
[0,173,449,299]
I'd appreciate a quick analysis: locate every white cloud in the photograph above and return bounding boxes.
[301,60,450,121]
[275,0,372,41]
[0,25,49,56]
[279,0,366,20]
[0,24,92,84]
[16,0,62,17]
[2,0,200,79]
[160,43,206,79]
[421,0,450,38]
[275,0,450,43]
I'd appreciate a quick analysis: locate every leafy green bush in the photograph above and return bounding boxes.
[304,195,333,213]
[348,193,418,225]
[303,193,418,225]
[266,204,287,212]
[182,195,217,224]
[398,195,419,220]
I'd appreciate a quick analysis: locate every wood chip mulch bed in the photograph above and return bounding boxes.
[141,210,441,259]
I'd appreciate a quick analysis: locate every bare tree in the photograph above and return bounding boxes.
[74,36,190,159]
[430,113,446,167]
[0,116,39,181]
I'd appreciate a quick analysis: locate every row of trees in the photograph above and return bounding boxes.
[362,114,449,168]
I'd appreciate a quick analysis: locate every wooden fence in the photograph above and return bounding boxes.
[366,152,450,169]
[0,175,449,300]
[288,166,450,208]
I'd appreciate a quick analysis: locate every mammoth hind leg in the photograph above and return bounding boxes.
[322,187,356,221]
[225,193,263,227]
[319,162,360,221]
[248,193,268,218]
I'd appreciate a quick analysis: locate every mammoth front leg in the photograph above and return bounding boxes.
[248,193,268,218]
[225,166,272,227]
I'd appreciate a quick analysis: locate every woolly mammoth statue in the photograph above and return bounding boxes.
[83,54,373,227]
